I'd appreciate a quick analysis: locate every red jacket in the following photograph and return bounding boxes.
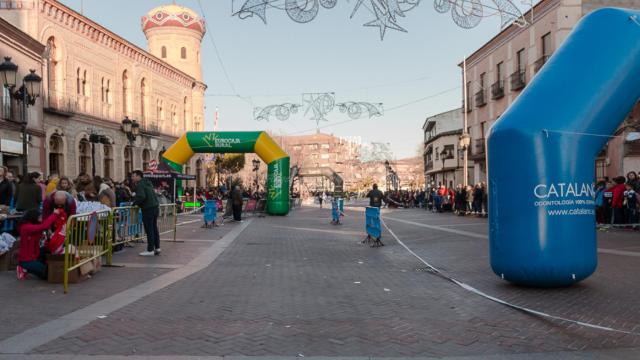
[610,184,626,208]
[18,214,59,263]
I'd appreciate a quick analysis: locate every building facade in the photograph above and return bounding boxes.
[462,0,640,183]
[0,0,207,184]
[0,17,46,176]
[423,108,473,188]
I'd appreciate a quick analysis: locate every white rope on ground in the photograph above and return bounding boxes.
[380,217,640,336]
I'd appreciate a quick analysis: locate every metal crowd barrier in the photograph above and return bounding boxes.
[63,209,113,293]
[112,206,145,248]
[62,204,179,293]
[158,204,178,242]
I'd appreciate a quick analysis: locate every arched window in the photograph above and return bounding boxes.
[140,78,147,124]
[103,143,113,179]
[78,138,91,175]
[49,134,64,176]
[181,47,186,59]
[161,46,167,58]
[124,146,132,176]
[76,68,81,95]
[122,70,129,116]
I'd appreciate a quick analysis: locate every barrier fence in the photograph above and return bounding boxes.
[63,209,113,293]
[62,204,178,293]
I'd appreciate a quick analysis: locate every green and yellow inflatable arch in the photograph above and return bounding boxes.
[161,131,290,215]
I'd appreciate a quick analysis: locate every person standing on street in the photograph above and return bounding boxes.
[231,185,244,222]
[0,166,13,207]
[15,172,42,212]
[366,184,384,208]
[132,170,160,256]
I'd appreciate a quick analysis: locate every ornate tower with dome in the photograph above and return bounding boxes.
[142,3,207,132]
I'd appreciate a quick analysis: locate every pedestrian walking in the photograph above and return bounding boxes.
[231,185,244,222]
[132,170,161,256]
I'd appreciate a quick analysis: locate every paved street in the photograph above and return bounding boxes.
[0,205,638,359]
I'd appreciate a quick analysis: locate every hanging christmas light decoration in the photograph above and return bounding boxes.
[233,0,528,39]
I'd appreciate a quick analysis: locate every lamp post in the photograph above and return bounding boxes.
[252,158,260,193]
[121,116,140,178]
[384,160,390,191]
[458,133,471,187]
[0,57,42,176]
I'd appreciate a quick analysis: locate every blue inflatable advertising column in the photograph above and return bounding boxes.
[487,8,640,287]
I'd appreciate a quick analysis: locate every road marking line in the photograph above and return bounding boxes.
[380,218,639,337]
[385,216,640,259]
[0,219,253,354]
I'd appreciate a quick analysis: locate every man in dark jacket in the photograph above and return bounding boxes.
[231,185,244,222]
[132,170,160,256]
[366,184,384,208]
[0,166,13,206]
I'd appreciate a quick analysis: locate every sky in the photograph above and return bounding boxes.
[60,0,537,159]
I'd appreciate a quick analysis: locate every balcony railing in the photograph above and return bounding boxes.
[140,122,161,136]
[475,89,486,107]
[534,55,550,73]
[491,80,505,100]
[475,138,486,155]
[510,70,526,91]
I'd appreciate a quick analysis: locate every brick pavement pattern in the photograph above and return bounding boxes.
[31,206,640,357]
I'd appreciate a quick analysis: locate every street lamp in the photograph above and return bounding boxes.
[0,57,42,176]
[252,158,260,192]
[121,116,140,177]
[384,160,390,191]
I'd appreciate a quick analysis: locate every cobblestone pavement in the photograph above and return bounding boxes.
[0,212,235,342]
[20,206,640,358]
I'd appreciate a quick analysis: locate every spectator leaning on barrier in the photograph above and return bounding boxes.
[0,166,13,207]
[15,172,42,212]
[97,177,117,208]
[43,190,76,220]
[132,170,161,257]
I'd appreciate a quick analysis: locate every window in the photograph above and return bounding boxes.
[105,80,110,103]
[496,62,504,83]
[321,143,330,149]
[181,47,187,59]
[516,48,525,71]
[2,86,11,120]
[76,68,81,95]
[161,46,167,59]
[122,70,129,115]
[466,81,472,106]
[82,70,87,96]
[140,78,146,123]
[542,32,552,56]
[435,147,439,160]
[183,97,188,130]
[321,154,330,159]
[479,72,485,88]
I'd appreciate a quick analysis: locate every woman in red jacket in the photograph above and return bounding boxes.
[610,176,627,224]
[16,208,62,280]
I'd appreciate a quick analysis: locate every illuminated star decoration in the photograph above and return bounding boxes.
[352,0,409,40]
[303,92,336,126]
